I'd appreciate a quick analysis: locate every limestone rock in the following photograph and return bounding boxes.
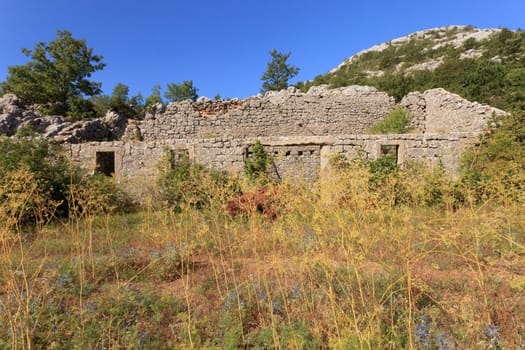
[0,94,25,135]
[0,94,24,114]
[102,110,128,139]
[0,113,21,135]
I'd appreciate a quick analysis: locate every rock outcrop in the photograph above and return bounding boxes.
[0,94,129,143]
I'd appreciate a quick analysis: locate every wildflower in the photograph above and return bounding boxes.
[272,299,282,314]
[120,247,138,256]
[290,285,300,299]
[56,273,72,288]
[138,328,148,345]
[436,332,455,350]
[414,316,431,346]
[254,286,267,301]
[223,290,244,310]
[149,250,162,260]
[484,323,500,344]
[85,301,97,313]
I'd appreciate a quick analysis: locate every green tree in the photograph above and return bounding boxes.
[1,30,105,114]
[90,94,112,117]
[260,49,300,93]
[111,83,130,105]
[90,83,145,119]
[145,84,163,107]
[109,83,132,115]
[164,80,198,102]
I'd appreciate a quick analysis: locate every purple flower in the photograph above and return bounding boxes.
[484,323,500,343]
[414,317,431,346]
[436,332,455,350]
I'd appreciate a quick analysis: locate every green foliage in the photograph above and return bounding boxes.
[109,83,145,119]
[368,106,413,134]
[89,83,146,119]
[244,140,272,183]
[0,137,73,223]
[89,94,112,117]
[460,111,525,204]
[0,137,132,228]
[158,149,239,210]
[164,80,198,102]
[261,48,300,93]
[1,30,105,115]
[145,84,163,108]
[67,96,98,120]
[298,27,525,110]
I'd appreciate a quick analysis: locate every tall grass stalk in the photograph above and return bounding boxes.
[1,161,524,348]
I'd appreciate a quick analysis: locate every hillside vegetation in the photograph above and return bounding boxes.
[298,26,525,111]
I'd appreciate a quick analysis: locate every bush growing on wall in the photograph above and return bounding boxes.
[244,140,272,184]
[368,106,413,134]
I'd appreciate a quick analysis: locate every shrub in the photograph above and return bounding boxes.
[157,148,240,210]
[68,174,135,218]
[0,137,132,229]
[368,106,412,134]
[459,111,525,204]
[244,140,272,183]
[0,137,73,223]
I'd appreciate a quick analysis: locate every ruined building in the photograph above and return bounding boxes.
[0,85,505,193]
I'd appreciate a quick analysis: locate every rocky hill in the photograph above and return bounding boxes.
[298,25,524,111]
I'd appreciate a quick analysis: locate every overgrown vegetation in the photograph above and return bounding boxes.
[368,106,413,134]
[157,148,240,211]
[0,25,524,349]
[244,140,272,184]
[0,109,523,347]
[1,158,523,348]
[0,136,130,228]
[298,27,525,111]
[459,110,525,204]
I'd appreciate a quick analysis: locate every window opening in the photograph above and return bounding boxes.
[380,145,399,163]
[167,149,189,168]
[95,151,115,176]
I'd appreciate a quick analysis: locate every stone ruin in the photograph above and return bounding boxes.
[0,85,506,195]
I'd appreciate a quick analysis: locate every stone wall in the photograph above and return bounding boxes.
[3,85,502,196]
[135,86,503,145]
[401,88,506,133]
[139,86,396,140]
[67,132,477,196]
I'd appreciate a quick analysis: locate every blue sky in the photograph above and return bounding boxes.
[1,0,523,99]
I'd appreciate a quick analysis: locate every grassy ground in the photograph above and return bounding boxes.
[1,173,524,349]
